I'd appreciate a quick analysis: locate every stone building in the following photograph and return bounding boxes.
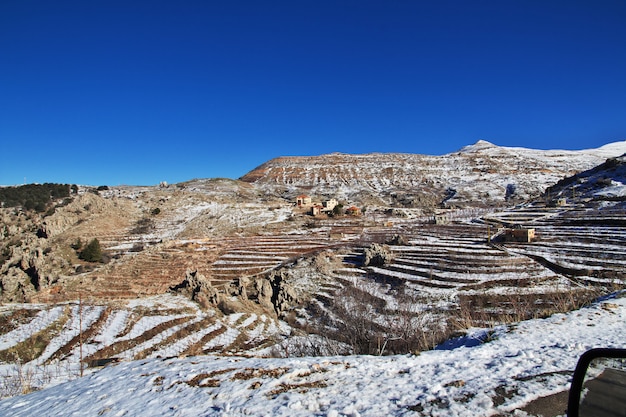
[296,195,312,207]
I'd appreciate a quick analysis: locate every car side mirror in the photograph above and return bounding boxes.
[567,348,626,417]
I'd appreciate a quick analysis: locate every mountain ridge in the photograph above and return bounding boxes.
[240,140,626,208]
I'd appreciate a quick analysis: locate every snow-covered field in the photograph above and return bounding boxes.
[0,292,624,416]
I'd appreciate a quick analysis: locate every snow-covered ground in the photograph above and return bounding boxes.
[1,292,624,416]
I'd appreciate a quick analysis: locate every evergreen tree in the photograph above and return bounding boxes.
[79,238,102,262]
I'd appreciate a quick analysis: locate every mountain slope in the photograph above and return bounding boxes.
[546,153,626,203]
[240,140,626,208]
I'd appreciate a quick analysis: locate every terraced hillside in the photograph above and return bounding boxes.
[1,202,624,394]
[2,144,626,397]
[290,215,622,355]
[0,295,288,384]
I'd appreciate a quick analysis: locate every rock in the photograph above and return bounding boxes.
[363,243,393,267]
[237,277,248,299]
[169,269,219,308]
[217,297,241,315]
[274,279,298,314]
[0,236,66,302]
[255,278,274,310]
[0,267,34,302]
[386,234,408,245]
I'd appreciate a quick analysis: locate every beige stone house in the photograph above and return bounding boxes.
[296,195,312,207]
[504,227,536,243]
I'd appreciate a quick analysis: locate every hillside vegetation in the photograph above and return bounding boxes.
[0,183,74,213]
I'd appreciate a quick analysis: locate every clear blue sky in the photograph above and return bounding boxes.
[1,0,625,186]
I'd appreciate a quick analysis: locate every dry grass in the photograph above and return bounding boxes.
[0,306,70,363]
[47,306,111,364]
[451,287,604,331]
[266,380,328,398]
[0,363,62,397]
[133,315,216,360]
[232,367,290,380]
[83,316,192,363]
[0,309,41,336]
[186,369,236,388]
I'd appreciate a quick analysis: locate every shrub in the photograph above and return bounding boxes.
[362,244,393,267]
[130,218,154,234]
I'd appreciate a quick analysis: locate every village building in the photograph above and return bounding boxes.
[433,214,449,225]
[296,195,312,207]
[322,198,338,212]
[297,194,341,216]
[504,227,536,243]
[345,206,362,216]
[310,204,325,216]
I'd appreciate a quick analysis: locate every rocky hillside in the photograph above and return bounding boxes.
[2,141,626,307]
[1,142,626,408]
[545,153,626,205]
[240,140,626,208]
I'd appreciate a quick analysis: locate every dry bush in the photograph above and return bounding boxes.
[299,280,454,355]
[129,217,154,235]
[1,364,41,397]
[452,286,605,331]
[0,362,74,399]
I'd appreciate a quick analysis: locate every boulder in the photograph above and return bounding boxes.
[363,243,393,267]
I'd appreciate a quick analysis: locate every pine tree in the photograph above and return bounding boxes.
[79,238,102,262]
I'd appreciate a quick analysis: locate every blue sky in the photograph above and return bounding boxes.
[1,1,625,186]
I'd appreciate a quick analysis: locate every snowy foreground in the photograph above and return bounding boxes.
[1,294,625,417]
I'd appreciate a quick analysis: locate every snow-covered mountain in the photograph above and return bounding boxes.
[241,140,626,207]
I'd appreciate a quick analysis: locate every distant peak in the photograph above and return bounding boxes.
[459,140,497,153]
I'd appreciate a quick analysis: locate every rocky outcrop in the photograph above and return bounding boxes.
[362,243,393,267]
[170,267,301,317]
[170,252,335,318]
[0,236,69,302]
[259,274,299,315]
[169,269,219,309]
